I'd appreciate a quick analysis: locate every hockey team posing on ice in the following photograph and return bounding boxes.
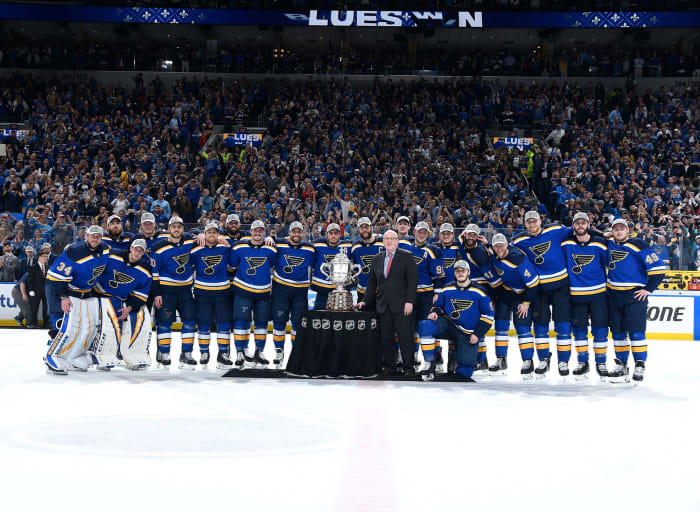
[42,210,665,384]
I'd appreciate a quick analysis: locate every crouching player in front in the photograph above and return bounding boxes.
[272,221,315,369]
[190,222,234,369]
[561,212,610,380]
[418,260,494,382]
[230,220,277,368]
[606,218,666,383]
[93,238,153,370]
[44,225,110,374]
[487,234,540,378]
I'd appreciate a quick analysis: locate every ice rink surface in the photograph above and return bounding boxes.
[2,329,699,512]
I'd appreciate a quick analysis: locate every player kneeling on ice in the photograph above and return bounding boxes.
[44,225,110,374]
[92,238,154,370]
[418,260,494,382]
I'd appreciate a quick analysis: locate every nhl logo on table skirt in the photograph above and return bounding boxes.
[312,319,321,329]
[301,318,308,328]
[371,318,378,329]
[358,320,366,330]
[345,320,355,330]
[322,319,331,330]
[333,320,343,331]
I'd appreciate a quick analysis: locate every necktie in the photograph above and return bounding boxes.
[385,252,393,277]
[41,263,45,276]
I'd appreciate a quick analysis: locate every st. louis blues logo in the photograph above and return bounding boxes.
[494,265,504,276]
[87,265,106,286]
[449,299,473,319]
[608,250,628,270]
[202,255,222,275]
[360,255,374,274]
[245,257,267,275]
[413,255,424,265]
[323,254,336,263]
[443,258,456,269]
[529,241,550,265]
[172,253,189,275]
[571,254,595,274]
[283,255,305,274]
[108,269,135,289]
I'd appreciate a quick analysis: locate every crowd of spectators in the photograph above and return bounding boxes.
[2,40,698,80]
[1,70,699,274]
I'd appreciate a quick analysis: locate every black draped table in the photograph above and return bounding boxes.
[285,310,381,378]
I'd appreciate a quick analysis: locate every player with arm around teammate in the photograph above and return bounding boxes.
[44,225,110,374]
[561,212,610,380]
[151,216,197,370]
[417,260,494,382]
[487,234,540,378]
[311,223,352,310]
[190,222,235,369]
[351,217,384,304]
[606,218,666,383]
[271,221,315,368]
[93,238,153,370]
[230,220,278,368]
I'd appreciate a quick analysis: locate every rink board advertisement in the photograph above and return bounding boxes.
[0,283,696,339]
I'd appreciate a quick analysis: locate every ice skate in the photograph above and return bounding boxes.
[234,350,246,369]
[273,348,285,369]
[474,358,489,375]
[200,351,210,369]
[632,361,645,383]
[558,361,569,377]
[156,350,171,370]
[447,351,457,375]
[489,356,508,376]
[596,362,609,382]
[521,359,534,380]
[434,348,445,372]
[535,357,551,379]
[216,351,233,370]
[44,356,68,375]
[178,351,196,370]
[421,360,436,381]
[572,361,590,380]
[252,350,269,369]
[608,358,630,384]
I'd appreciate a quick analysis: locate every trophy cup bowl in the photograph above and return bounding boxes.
[320,250,362,311]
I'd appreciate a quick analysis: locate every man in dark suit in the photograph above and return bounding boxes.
[27,248,49,328]
[357,230,418,374]
[20,246,35,277]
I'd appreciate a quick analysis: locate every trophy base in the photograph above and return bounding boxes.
[325,290,354,311]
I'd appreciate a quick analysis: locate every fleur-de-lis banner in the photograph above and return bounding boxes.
[0,6,694,28]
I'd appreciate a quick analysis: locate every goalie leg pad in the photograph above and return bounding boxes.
[121,307,153,370]
[46,297,99,370]
[91,297,120,368]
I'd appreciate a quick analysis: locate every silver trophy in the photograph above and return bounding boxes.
[320,248,362,311]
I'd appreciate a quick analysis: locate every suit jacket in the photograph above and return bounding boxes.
[27,262,47,297]
[364,248,417,314]
[20,257,35,277]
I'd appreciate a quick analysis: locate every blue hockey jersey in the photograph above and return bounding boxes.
[94,250,153,310]
[311,238,353,292]
[488,245,540,305]
[513,224,572,291]
[151,234,195,294]
[46,240,110,298]
[130,231,169,258]
[351,237,385,293]
[103,233,134,252]
[401,242,445,294]
[456,237,493,286]
[272,239,315,291]
[230,241,277,297]
[437,242,460,287]
[607,237,666,293]
[430,283,495,338]
[190,243,232,295]
[561,235,609,303]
